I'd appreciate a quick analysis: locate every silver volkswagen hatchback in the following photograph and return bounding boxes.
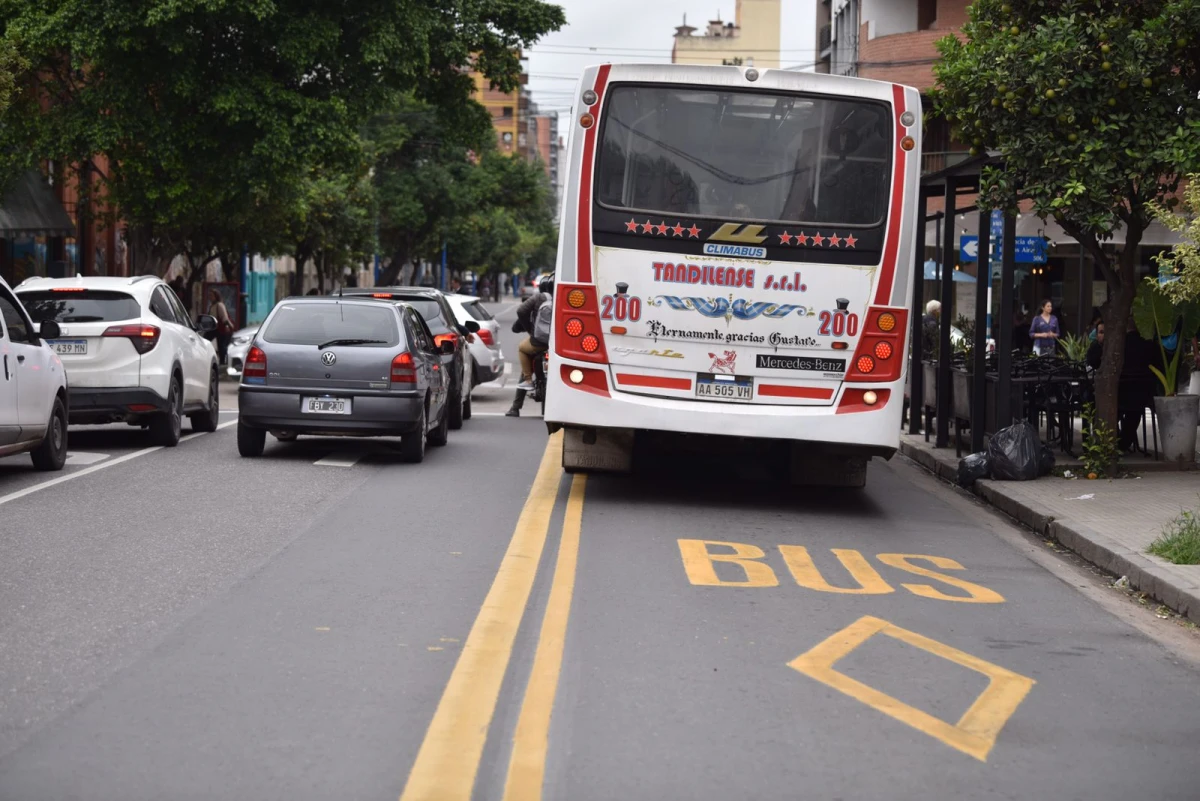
[237,297,451,462]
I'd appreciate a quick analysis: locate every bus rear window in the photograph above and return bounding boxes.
[19,290,140,323]
[595,86,892,227]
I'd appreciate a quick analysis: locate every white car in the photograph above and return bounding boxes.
[0,275,69,470]
[226,324,260,377]
[17,276,221,446]
[445,294,504,385]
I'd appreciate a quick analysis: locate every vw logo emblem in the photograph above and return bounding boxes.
[321,351,337,366]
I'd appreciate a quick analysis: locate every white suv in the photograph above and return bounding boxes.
[0,275,69,470]
[16,276,221,446]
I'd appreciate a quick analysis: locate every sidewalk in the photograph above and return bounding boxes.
[900,434,1200,621]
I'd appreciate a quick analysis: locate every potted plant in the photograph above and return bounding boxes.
[1132,276,1200,463]
[1058,333,1090,364]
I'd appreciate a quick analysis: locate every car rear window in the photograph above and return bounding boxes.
[19,290,140,323]
[262,302,401,347]
[462,301,494,321]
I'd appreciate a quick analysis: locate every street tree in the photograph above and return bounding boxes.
[933,0,1200,429]
[0,0,564,277]
[1152,175,1200,303]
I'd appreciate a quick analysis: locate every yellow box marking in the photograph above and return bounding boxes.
[677,539,779,587]
[789,616,1035,762]
[502,474,587,801]
[400,433,563,801]
[875,554,1006,604]
[779,546,894,595]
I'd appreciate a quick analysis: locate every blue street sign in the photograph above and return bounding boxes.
[990,209,1004,241]
[960,235,1047,264]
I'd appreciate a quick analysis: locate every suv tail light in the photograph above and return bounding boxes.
[243,346,267,378]
[434,333,459,350]
[844,307,907,383]
[102,324,161,354]
[391,352,417,384]
[476,328,494,346]
[555,284,609,364]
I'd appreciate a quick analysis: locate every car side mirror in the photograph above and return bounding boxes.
[440,340,456,355]
[197,314,218,333]
[38,320,61,340]
[464,320,481,333]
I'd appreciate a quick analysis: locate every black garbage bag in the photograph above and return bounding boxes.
[987,421,1043,481]
[1038,443,1056,477]
[957,452,990,487]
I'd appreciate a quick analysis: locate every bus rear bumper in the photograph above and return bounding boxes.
[545,361,903,456]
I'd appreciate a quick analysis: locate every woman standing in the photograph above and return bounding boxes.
[1029,299,1060,357]
[208,289,234,365]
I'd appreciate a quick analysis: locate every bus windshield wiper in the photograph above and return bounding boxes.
[317,338,387,349]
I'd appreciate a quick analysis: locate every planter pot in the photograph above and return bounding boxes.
[1153,394,1200,463]
[951,369,972,421]
[1188,372,1200,397]
[922,362,938,410]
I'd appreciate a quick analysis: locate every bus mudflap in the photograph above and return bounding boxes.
[562,427,634,474]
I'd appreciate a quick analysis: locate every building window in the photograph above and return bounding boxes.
[917,0,937,30]
[503,107,513,119]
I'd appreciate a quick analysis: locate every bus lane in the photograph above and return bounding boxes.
[531,454,1200,801]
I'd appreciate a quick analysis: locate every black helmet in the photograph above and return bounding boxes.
[538,277,555,294]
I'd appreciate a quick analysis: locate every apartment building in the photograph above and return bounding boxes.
[471,65,531,159]
[672,0,781,68]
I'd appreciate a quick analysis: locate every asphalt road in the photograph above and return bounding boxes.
[1,299,1198,801]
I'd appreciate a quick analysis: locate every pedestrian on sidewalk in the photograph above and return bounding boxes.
[1029,299,1060,356]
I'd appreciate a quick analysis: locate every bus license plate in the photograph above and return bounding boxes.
[303,397,351,415]
[695,375,753,402]
[52,340,87,355]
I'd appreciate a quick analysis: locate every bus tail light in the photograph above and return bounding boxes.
[560,364,609,396]
[845,307,907,383]
[555,284,609,364]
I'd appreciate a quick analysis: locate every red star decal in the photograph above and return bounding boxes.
[687,224,701,238]
[779,231,794,245]
[811,232,826,247]
[624,218,639,233]
[844,233,858,248]
[828,233,842,248]
[671,223,685,237]
[654,221,669,235]
[794,232,810,246]
[639,220,654,234]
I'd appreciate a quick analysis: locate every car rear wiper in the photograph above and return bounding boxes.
[317,338,388,349]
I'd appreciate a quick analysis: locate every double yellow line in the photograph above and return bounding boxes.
[400,432,585,801]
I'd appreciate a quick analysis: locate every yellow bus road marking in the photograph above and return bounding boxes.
[789,616,1036,762]
[503,474,587,801]
[399,432,563,801]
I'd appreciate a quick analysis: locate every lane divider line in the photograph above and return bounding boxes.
[399,432,564,801]
[0,418,237,509]
[502,473,587,801]
[64,452,110,466]
[313,452,362,468]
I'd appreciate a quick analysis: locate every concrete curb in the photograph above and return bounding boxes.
[899,437,1200,621]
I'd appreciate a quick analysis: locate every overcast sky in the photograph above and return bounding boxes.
[526,0,818,130]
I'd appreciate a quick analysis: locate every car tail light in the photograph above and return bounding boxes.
[476,328,494,346]
[845,307,907,383]
[555,284,608,364]
[103,324,161,354]
[391,352,417,384]
[243,346,267,378]
[434,333,459,350]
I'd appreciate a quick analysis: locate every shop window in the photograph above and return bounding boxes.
[918,0,937,30]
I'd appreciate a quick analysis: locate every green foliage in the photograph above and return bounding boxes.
[1151,175,1200,303]
[1132,276,1200,395]
[0,0,565,274]
[1058,332,1090,363]
[1148,509,1200,564]
[1081,402,1121,477]
[931,0,1200,429]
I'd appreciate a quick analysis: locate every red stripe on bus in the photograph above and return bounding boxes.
[757,385,834,400]
[616,373,692,390]
[873,84,908,306]
[576,64,612,284]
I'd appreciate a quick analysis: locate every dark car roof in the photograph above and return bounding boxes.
[341,288,459,333]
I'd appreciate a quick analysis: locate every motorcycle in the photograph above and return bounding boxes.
[531,350,549,414]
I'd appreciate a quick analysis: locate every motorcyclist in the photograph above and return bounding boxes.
[507,277,553,417]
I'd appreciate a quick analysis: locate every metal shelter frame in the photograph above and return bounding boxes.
[908,154,1019,453]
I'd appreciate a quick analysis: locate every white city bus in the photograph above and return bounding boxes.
[545,64,922,486]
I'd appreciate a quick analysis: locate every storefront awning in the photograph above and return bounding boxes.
[0,170,75,237]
